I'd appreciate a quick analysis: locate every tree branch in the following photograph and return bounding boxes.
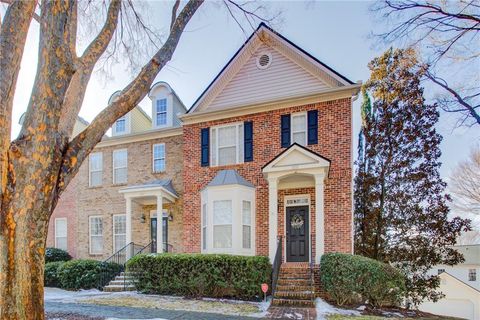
[58,0,204,192]
[170,0,180,31]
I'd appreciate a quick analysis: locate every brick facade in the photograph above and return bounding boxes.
[48,133,184,260]
[183,98,353,257]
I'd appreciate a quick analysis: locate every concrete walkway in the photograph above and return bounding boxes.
[45,302,258,320]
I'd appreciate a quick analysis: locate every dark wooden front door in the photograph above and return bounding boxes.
[286,206,309,262]
[150,217,168,253]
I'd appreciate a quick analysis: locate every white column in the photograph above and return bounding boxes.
[268,177,278,263]
[315,173,325,264]
[156,194,163,253]
[125,196,132,259]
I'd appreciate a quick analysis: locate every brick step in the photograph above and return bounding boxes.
[103,285,136,292]
[276,284,312,292]
[115,276,135,281]
[271,298,315,308]
[278,273,311,280]
[274,290,314,300]
[277,278,312,286]
[109,280,135,286]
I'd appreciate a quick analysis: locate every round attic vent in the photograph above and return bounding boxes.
[256,52,272,69]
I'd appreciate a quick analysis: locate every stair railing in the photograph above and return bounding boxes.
[271,236,283,297]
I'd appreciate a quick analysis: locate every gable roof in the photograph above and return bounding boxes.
[188,23,355,114]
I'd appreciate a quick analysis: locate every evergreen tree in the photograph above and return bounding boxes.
[354,48,471,305]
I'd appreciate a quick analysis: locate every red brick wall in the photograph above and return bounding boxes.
[46,176,78,258]
[183,98,353,256]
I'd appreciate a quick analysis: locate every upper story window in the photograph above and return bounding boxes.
[89,216,103,255]
[153,143,166,173]
[115,116,126,133]
[89,152,103,187]
[55,218,67,251]
[211,123,244,166]
[113,149,128,184]
[291,112,307,146]
[155,99,167,127]
[469,269,477,281]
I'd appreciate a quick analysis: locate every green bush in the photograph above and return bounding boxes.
[44,261,64,287]
[320,253,406,307]
[45,247,72,263]
[57,259,123,290]
[127,253,271,300]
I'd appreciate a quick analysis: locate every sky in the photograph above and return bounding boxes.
[6,1,479,215]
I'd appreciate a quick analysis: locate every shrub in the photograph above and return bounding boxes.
[45,247,72,263]
[57,259,123,290]
[44,261,64,287]
[127,253,271,300]
[320,253,406,307]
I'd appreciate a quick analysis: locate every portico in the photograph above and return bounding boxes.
[262,143,330,264]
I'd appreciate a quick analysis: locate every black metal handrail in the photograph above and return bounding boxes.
[271,236,283,297]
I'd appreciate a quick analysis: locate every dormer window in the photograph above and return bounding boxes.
[155,99,167,127]
[115,116,126,133]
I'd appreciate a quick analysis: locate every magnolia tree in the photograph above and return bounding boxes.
[0,0,270,318]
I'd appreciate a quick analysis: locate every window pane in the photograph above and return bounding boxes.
[91,236,103,254]
[114,216,126,234]
[242,226,251,249]
[202,227,207,250]
[218,146,236,166]
[213,200,232,224]
[115,117,125,132]
[156,113,167,125]
[202,204,207,227]
[210,128,217,165]
[213,225,232,248]
[292,114,306,131]
[242,201,251,225]
[292,132,306,145]
[114,151,127,167]
[56,237,67,251]
[90,217,103,254]
[56,219,67,237]
[218,126,236,147]
[156,99,167,112]
[156,99,167,125]
[114,235,126,252]
[115,168,127,184]
[154,159,165,172]
[153,144,165,172]
[90,171,102,187]
[90,153,102,171]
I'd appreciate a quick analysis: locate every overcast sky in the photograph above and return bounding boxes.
[7,1,479,195]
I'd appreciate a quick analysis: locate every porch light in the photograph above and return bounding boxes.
[168,214,173,221]
[140,214,146,224]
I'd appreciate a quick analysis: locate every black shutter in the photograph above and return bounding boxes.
[244,121,253,162]
[201,128,209,167]
[307,110,318,145]
[281,114,291,147]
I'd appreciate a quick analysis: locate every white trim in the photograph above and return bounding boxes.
[283,194,311,263]
[89,152,103,187]
[89,215,103,255]
[97,127,182,148]
[291,112,307,146]
[152,143,166,173]
[256,51,272,70]
[112,214,126,253]
[112,149,128,184]
[153,97,172,129]
[54,218,68,251]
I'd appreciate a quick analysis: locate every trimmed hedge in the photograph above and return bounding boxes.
[44,261,64,287]
[54,259,122,290]
[320,253,406,307]
[45,247,72,263]
[127,253,271,300]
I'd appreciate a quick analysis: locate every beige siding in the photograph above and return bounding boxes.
[208,44,330,110]
[131,107,152,133]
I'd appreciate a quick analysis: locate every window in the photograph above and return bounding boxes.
[89,152,103,187]
[115,116,126,133]
[202,204,207,250]
[113,149,127,184]
[437,269,445,275]
[153,144,166,173]
[113,215,126,252]
[89,216,103,254]
[291,113,307,145]
[242,201,251,249]
[155,99,167,126]
[213,200,232,248]
[210,123,244,166]
[55,218,67,251]
[469,269,476,281]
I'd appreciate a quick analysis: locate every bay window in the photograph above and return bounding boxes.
[242,201,252,249]
[210,123,244,166]
[213,200,233,248]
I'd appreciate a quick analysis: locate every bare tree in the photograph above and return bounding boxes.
[372,0,480,127]
[450,146,480,216]
[0,1,272,318]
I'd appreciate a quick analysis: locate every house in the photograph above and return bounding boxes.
[47,24,360,300]
[419,244,480,320]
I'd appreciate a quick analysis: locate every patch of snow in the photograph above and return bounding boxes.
[315,298,361,320]
[106,319,167,320]
[45,287,109,302]
[356,305,367,311]
[381,311,404,317]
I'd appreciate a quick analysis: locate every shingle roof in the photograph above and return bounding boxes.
[206,170,254,188]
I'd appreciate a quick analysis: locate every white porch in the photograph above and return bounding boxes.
[262,144,330,264]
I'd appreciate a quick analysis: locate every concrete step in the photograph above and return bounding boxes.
[109,280,135,286]
[103,285,136,292]
[271,298,315,308]
[274,290,314,300]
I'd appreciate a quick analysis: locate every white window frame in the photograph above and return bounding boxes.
[152,143,166,173]
[112,149,128,184]
[210,122,244,166]
[242,200,252,249]
[202,203,207,250]
[112,113,131,136]
[112,214,127,253]
[89,216,103,255]
[154,98,168,127]
[212,200,233,249]
[54,218,68,251]
[291,112,307,146]
[89,152,103,187]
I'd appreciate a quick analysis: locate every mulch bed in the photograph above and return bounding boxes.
[46,312,105,320]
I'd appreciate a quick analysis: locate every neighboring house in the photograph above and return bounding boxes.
[419,244,480,320]
[47,23,360,276]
